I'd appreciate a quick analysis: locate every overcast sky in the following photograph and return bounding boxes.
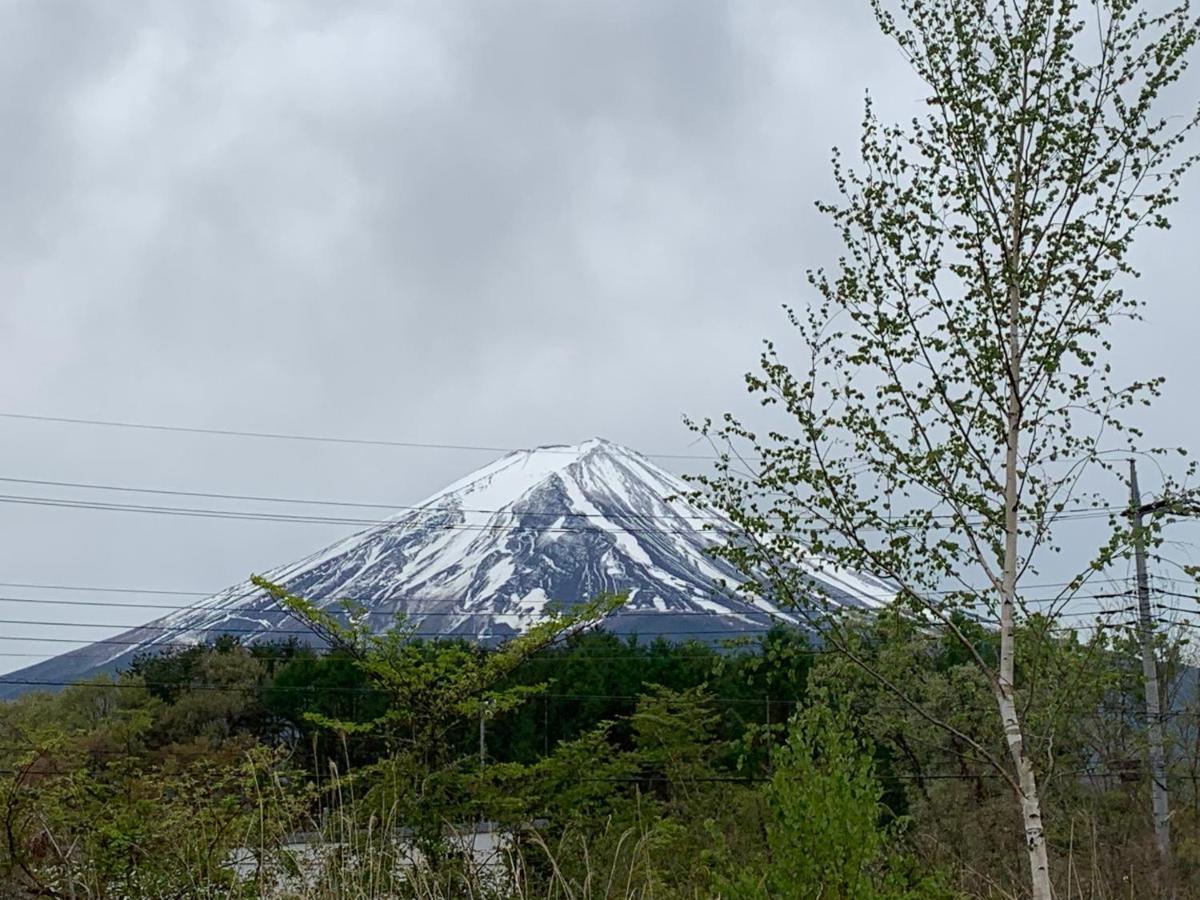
[1,1,1197,675]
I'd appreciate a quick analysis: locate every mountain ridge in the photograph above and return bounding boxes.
[0,438,893,697]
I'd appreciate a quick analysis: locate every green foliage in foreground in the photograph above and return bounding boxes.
[714,702,952,900]
[1,606,1198,897]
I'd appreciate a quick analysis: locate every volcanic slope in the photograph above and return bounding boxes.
[0,438,894,694]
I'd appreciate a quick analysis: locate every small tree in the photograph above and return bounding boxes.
[691,1,1199,896]
[252,576,624,860]
[719,701,942,899]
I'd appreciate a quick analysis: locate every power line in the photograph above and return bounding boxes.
[1154,590,1200,602]
[0,472,1123,528]
[0,596,804,621]
[1155,604,1200,615]
[0,628,800,651]
[0,590,1135,616]
[0,575,1144,599]
[0,489,1120,536]
[0,612,1132,659]
[0,412,726,462]
[0,581,209,597]
[0,599,1048,630]
[0,476,721,523]
[0,649,783,665]
[0,492,730,535]
[0,612,809,633]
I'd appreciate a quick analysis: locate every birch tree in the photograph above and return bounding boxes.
[690,2,1198,896]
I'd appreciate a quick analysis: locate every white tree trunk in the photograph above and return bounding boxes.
[995,672,1053,899]
[1001,267,1053,899]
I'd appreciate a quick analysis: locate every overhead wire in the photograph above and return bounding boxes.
[0,574,1149,600]
[0,614,1134,660]
[0,595,786,616]
[0,476,721,523]
[0,589,1138,616]
[0,629,809,651]
[0,490,1122,536]
[0,493,728,535]
[1154,590,1200,602]
[0,613,814,633]
[0,412,734,462]
[0,474,1125,527]
[1155,603,1200,615]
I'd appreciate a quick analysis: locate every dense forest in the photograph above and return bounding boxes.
[3,606,1198,897]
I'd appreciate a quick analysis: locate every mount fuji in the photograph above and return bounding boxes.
[0,439,894,696]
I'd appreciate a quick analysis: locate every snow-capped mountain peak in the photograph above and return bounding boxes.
[0,439,894,695]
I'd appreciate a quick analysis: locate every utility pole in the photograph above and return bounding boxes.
[479,705,487,768]
[765,695,772,773]
[1129,459,1171,866]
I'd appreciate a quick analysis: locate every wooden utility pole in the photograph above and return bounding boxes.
[1129,459,1172,865]
[479,705,487,768]
[765,696,772,773]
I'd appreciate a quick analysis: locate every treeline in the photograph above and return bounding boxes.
[2,609,1198,897]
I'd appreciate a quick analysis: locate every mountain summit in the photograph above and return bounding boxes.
[1,439,893,695]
